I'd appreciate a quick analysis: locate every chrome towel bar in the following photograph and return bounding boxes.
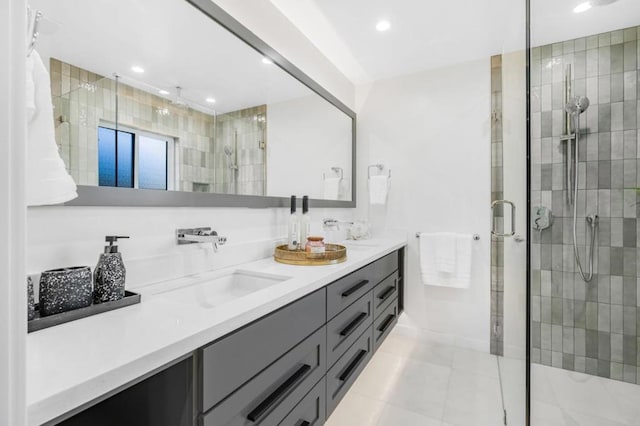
[415,233,480,241]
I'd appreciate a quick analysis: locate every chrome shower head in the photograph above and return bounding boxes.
[223,145,234,156]
[565,96,590,115]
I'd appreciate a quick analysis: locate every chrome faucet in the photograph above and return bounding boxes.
[176,227,227,251]
[322,218,353,231]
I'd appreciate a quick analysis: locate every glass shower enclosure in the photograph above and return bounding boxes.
[492,0,639,424]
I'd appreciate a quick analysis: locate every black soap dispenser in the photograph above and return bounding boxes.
[94,235,129,304]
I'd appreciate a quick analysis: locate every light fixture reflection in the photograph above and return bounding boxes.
[376,20,391,32]
[573,2,592,13]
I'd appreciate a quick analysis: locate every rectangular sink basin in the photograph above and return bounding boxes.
[155,270,290,308]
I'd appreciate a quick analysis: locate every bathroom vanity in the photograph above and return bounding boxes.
[28,240,406,425]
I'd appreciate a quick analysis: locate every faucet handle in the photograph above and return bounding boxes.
[196,229,217,237]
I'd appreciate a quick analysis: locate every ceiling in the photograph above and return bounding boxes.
[31,0,313,114]
[271,0,640,84]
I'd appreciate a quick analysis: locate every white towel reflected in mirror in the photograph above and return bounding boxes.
[26,50,77,206]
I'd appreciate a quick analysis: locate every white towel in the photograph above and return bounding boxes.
[434,232,456,273]
[26,51,78,206]
[419,232,472,288]
[368,175,389,205]
[324,177,341,200]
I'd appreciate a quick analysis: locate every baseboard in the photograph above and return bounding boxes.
[394,314,490,352]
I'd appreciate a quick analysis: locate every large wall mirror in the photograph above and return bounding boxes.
[30,0,355,207]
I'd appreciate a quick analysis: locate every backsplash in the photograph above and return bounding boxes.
[27,205,355,297]
[530,26,640,383]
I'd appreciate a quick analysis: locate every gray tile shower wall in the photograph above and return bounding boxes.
[529,26,640,384]
[491,54,505,357]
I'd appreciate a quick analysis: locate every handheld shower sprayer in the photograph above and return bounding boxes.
[565,96,590,116]
[566,93,597,282]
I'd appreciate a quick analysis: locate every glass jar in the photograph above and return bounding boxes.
[305,236,326,256]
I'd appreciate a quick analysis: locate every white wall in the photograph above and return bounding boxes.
[1,0,27,425]
[267,94,352,200]
[355,59,492,350]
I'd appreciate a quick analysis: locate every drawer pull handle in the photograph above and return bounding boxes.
[339,312,368,337]
[341,280,369,298]
[377,286,395,301]
[247,364,311,422]
[377,314,396,334]
[339,349,367,382]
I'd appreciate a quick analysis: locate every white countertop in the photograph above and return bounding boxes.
[27,237,407,425]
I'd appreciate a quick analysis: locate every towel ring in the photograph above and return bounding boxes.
[323,166,343,180]
[368,164,391,179]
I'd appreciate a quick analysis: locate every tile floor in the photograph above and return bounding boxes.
[530,363,640,426]
[326,326,640,426]
[326,328,506,426]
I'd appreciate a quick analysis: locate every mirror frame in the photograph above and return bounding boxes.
[65,0,356,208]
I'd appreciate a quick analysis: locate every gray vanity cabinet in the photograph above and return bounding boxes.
[53,248,404,426]
[373,272,399,318]
[199,250,402,425]
[373,298,399,351]
[55,357,194,426]
[200,289,326,412]
[326,251,398,320]
[326,326,374,415]
[326,291,373,368]
[324,251,399,416]
[279,377,326,426]
[201,327,326,426]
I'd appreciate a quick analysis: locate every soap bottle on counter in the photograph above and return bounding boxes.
[287,196,300,250]
[299,195,310,248]
[94,235,129,304]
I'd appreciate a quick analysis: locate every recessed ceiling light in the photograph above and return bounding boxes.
[376,20,391,32]
[158,90,170,95]
[206,97,216,103]
[262,57,273,65]
[573,2,592,13]
[131,65,145,73]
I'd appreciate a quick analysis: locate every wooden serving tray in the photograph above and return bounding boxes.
[274,244,347,266]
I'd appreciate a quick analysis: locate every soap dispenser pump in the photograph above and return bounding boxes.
[94,235,129,304]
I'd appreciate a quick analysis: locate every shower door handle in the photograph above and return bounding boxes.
[491,200,516,237]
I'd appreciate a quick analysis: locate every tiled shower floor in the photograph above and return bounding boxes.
[327,325,640,425]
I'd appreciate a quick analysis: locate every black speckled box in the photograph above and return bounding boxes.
[39,266,93,317]
[27,276,35,321]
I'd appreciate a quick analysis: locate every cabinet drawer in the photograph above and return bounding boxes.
[373,298,398,351]
[201,327,326,426]
[372,272,399,319]
[201,289,325,412]
[278,377,326,426]
[326,291,373,368]
[326,328,373,416]
[326,251,398,320]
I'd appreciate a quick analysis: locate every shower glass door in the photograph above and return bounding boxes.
[529,0,640,424]
[490,1,528,424]
[491,42,528,426]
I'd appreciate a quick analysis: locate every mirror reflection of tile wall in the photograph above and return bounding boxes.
[50,58,266,195]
